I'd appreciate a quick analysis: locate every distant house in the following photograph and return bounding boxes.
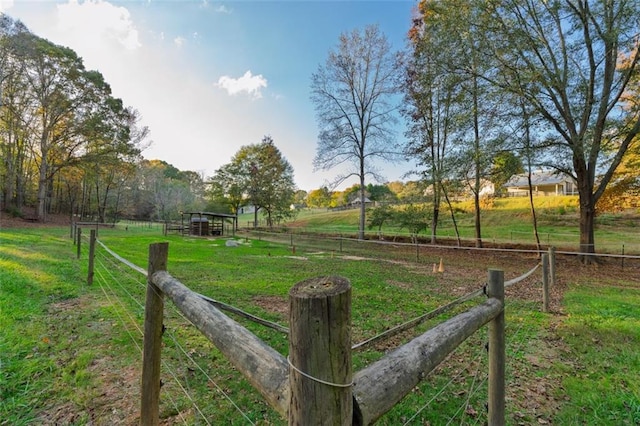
[505,171,577,196]
[349,196,372,207]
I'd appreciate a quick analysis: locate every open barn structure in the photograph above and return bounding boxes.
[165,212,237,237]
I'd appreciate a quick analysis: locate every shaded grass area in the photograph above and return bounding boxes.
[1,223,639,424]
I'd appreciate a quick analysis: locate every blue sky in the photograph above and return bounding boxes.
[0,0,416,191]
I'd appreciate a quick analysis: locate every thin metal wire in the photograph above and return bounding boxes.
[95,246,254,425]
[164,325,256,425]
[447,344,487,426]
[354,262,540,350]
[287,356,353,388]
[94,266,189,425]
[95,239,289,333]
[402,342,486,425]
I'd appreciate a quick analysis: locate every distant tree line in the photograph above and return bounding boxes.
[0,16,242,223]
[4,0,640,264]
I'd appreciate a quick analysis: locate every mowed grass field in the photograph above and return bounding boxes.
[1,202,639,425]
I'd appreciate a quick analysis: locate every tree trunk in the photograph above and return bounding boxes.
[472,73,482,249]
[441,182,462,247]
[473,190,482,248]
[431,186,440,244]
[527,175,541,253]
[358,178,366,240]
[36,156,48,221]
[578,191,597,264]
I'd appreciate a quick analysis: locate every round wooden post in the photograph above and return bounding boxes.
[488,269,505,426]
[548,247,556,287]
[140,243,168,426]
[87,230,96,286]
[542,253,550,313]
[76,227,82,259]
[288,276,352,425]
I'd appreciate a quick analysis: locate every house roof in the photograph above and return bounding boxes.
[504,171,573,188]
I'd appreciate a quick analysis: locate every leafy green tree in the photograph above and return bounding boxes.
[0,17,146,221]
[255,137,296,226]
[209,162,246,215]
[367,204,395,238]
[409,0,512,248]
[218,136,296,227]
[366,183,396,204]
[396,203,431,244]
[479,0,640,261]
[306,187,332,208]
[490,151,523,197]
[311,24,402,239]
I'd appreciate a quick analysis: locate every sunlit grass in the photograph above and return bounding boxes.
[554,285,640,425]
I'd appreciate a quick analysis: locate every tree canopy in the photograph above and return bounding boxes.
[311,24,402,239]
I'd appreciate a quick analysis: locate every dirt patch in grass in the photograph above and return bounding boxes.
[253,295,288,316]
[36,295,142,425]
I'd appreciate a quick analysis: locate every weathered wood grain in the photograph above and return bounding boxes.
[288,276,352,425]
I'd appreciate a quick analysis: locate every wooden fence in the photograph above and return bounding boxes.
[138,242,508,425]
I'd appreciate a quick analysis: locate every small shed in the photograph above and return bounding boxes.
[190,217,209,236]
[181,211,237,237]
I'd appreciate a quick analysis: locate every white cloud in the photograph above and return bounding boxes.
[215,5,232,14]
[55,0,141,51]
[215,71,267,99]
[0,0,14,13]
[173,36,186,48]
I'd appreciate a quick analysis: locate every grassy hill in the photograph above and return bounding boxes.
[240,195,640,254]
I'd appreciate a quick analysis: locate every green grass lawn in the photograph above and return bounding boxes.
[1,220,639,424]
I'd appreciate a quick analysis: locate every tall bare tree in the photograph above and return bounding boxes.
[311,24,401,240]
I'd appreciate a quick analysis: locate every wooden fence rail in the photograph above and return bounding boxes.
[137,242,508,425]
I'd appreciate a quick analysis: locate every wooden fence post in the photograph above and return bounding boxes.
[76,227,82,259]
[548,246,556,287]
[87,230,96,286]
[140,243,168,426]
[288,276,352,425]
[488,269,505,426]
[542,253,550,313]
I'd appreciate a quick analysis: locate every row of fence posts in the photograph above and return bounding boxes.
[139,242,508,425]
[73,230,556,424]
[72,223,97,286]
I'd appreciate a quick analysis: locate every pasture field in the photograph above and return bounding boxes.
[250,195,640,254]
[1,217,639,424]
